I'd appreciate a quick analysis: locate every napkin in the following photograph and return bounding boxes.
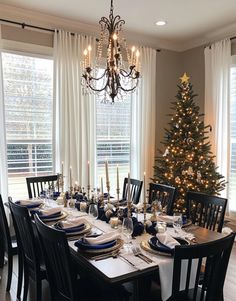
[16,199,43,206]
[37,207,61,217]
[156,233,180,249]
[84,232,121,245]
[157,215,175,223]
[59,217,87,229]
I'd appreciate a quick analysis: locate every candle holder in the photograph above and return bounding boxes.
[87,184,91,201]
[150,200,158,222]
[58,173,64,193]
[106,181,110,203]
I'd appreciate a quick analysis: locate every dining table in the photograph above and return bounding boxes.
[8,199,227,301]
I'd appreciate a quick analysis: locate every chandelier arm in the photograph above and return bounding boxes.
[119,83,139,93]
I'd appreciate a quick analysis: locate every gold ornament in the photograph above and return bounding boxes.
[180,72,190,84]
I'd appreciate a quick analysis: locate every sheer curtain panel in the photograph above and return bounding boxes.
[54,30,96,189]
[130,47,156,193]
[0,26,8,201]
[204,39,231,200]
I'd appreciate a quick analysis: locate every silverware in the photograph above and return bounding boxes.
[91,250,119,261]
[132,246,153,263]
[118,254,137,267]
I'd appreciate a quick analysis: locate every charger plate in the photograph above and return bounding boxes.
[140,240,172,257]
[42,211,68,222]
[76,238,123,255]
[65,222,91,237]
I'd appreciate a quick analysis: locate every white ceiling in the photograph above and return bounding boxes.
[1,0,236,51]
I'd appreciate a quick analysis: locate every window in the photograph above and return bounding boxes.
[96,100,131,195]
[1,52,54,199]
[229,66,236,212]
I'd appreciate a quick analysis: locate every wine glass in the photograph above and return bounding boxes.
[88,203,98,225]
[122,217,133,252]
[173,213,183,235]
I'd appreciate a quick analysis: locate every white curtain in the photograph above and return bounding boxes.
[0,25,8,202]
[53,30,96,189]
[130,47,156,191]
[204,39,231,198]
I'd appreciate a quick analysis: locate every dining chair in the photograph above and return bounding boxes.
[34,214,131,301]
[9,200,47,301]
[122,177,143,204]
[0,194,23,299]
[148,183,176,215]
[164,232,235,301]
[185,191,227,233]
[26,174,59,199]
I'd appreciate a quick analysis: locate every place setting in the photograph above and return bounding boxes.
[31,206,68,222]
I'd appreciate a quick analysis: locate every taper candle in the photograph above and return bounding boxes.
[143,171,146,203]
[117,164,119,190]
[61,161,64,177]
[87,161,90,186]
[127,172,131,203]
[105,160,109,184]
[101,177,103,195]
[69,166,72,188]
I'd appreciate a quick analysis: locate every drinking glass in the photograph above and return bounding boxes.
[122,217,133,252]
[88,203,98,229]
[173,213,183,234]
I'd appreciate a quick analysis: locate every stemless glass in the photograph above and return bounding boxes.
[122,217,134,252]
[173,213,183,234]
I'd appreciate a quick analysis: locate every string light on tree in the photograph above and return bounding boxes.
[152,73,226,212]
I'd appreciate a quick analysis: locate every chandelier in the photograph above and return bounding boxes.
[81,0,140,102]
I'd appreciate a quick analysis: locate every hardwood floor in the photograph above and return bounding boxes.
[1,243,236,301]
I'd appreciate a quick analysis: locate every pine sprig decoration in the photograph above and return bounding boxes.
[152,73,226,212]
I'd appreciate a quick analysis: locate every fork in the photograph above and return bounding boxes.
[132,246,153,263]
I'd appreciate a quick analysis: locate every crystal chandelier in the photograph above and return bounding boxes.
[81,0,140,102]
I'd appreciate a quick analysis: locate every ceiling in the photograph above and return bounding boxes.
[1,0,236,51]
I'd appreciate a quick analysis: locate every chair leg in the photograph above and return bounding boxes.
[6,253,13,291]
[17,252,24,300]
[35,276,42,301]
[23,264,29,301]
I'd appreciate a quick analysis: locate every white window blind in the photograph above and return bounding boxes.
[229,66,236,211]
[1,52,54,199]
[96,100,131,194]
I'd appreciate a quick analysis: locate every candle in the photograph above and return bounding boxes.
[105,160,109,185]
[69,166,72,188]
[101,177,103,195]
[87,161,90,187]
[110,217,119,229]
[117,164,119,190]
[143,171,146,203]
[127,172,131,203]
[61,161,64,176]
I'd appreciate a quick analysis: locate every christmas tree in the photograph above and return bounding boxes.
[153,73,226,213]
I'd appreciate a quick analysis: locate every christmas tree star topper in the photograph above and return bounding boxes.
[180,72,190,84]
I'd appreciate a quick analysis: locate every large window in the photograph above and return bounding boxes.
[229,66,236,212]
[1,52,54,199]
[96,100,131,195]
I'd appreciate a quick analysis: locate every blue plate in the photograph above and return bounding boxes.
[74,238,116,250]
[148,237,188,255]
[15,201,42,209]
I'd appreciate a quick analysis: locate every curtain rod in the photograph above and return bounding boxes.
[0,18,55,33]
[0,17,161,51]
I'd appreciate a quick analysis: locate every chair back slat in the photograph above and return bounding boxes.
[148,183,176,215]
[122,178,143,204]
[171,232,235,301]
[186,191,227,232]
[34,215,76,301]
[26,175,59,199]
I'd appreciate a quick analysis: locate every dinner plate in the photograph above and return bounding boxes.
[75,238,123,255]
[75,238,116,250]
[148,236,189,256]
[55,223,85,233]
[55,222,91,237]
[40,211,68,222]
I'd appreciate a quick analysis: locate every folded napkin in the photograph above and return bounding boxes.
[59,217,87,229]
[156,233,180,249]
[16,199,43,206]
[37,207,61,217]
[167,228,195,242]
[157,215,175,223]
[84,232,121,245]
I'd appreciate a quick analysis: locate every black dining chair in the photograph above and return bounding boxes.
[122,177,143,204]
[162,232,235,301]
[148,183,176,215]
[185,191,227,233]
[34,214,131,301]
[0,194,23,299]
[9,200,47,301]
[26,174,59,199]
